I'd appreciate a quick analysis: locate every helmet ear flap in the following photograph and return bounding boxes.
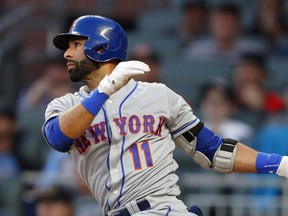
[95,44,109,54]
[84,43,109,61]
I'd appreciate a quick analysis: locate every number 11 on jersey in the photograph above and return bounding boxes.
[129,141,154,170]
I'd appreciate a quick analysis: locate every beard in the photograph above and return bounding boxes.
[68,58,100,82]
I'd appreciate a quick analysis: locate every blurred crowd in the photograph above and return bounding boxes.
[0,0,288,215]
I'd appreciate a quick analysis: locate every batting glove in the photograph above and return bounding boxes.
[98,60,150,96]
[276,156,288,180]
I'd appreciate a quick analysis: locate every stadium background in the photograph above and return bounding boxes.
[1,0,288,215]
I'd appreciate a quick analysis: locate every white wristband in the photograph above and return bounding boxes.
[276,156,288,179]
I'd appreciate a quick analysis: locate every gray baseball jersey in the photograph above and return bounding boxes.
[44,79,200,215]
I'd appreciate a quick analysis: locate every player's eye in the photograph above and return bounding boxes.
[75,41,82,47]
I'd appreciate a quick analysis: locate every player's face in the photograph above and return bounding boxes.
[64,37,100,82]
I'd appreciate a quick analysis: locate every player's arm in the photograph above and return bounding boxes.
[233,142,288,179]
[58,88,108,139]
[43,88,108,152]
[233,143,257,173]
[174,123,288,179]
[43,61,150,152]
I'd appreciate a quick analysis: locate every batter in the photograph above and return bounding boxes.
[42,15,288,216]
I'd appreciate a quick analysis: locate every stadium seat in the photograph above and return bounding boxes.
[159,59,233,104]
[136,9,180,34]
[127,32,179,60]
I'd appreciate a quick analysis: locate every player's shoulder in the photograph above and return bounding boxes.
[45,91,81,120]
[47,90,81,108]
[137,81,170,91]
[137,81,180,96]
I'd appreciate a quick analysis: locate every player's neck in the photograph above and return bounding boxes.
[84,62,118,92]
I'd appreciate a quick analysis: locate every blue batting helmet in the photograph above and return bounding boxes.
[53,15,128,62]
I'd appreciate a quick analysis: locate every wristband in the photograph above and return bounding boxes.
[256,152,282,174]
[81,88,109,116]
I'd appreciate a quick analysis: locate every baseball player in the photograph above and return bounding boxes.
[42,15,288,216]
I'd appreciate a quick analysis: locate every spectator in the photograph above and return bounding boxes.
[35,149,101,215]
[247,81,288,213]
[183,2,265,63]
[36,150,76,189]
[176,0,208,49]
[281,80,288,118]
[65,0,145,32]
[248,0,288,58]
[18,58,77,109]
[251,80,288,150]
[128,42,162,83]
[0,106,23,216]
[0,107,20,178]
[232,53,284,128]
[197,78,254,143]
[35,185,75,216]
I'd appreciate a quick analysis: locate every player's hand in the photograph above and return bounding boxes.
[98,60,150,96]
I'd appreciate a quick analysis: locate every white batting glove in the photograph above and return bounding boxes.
[98,60,150,96]
[276,156,288,180]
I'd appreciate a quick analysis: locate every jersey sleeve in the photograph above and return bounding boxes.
[44,93,77,122]
[163,85,200,138]
[42,93,78,152]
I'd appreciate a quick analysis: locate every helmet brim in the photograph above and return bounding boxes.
[53,33,88,51]
[53,33,73,51]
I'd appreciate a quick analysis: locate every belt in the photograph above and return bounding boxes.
[114,198,151,216]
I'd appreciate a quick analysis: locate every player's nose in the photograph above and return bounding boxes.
[64,47,73,60]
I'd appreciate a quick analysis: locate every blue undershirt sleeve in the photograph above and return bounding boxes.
[43,116,74,152]
[195,126,224,162]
